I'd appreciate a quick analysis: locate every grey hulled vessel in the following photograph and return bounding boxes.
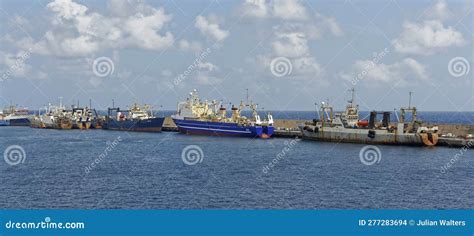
[30,100,73,130]
[299,89,439,146]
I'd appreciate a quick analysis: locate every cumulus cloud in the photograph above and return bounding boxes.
[195,15,229,42]
[315,13,343,37]
[194,61,221,84]
[272,0,308,20]
[392,1,464,55]
[0,51,32,78]
[256,27,323,80]
[392,20,465,55]
[178,39,202,52]
[48,0,87,20]
[240,0,342,39]
[0,49,49,81]
[272,32,309,57]
[27,0,175,57]
[338,58,429,86]
[241,0,268,18]
[123,8,174,50]
[425,0,450,21]
[242,0,340,80]
[242,0,307,20]
[197,61,217,71]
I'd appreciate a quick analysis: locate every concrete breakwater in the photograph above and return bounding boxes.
[162,117,474,147]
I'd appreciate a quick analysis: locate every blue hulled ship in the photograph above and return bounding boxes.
[103,103,164,132]
[172,90,274,138]
[1,106,32,126]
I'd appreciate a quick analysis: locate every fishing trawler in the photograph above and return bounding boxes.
[172,89,274,138]
[69,106,101,129]
[70,107,92,129]
[2,106,32,126]
[102,103,164,132]
[299,89,439,146]
[30,100,73,129]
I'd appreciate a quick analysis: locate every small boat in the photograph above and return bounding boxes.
[172,89,274,138]
[102,103,164,132]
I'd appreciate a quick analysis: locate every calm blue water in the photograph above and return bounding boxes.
[0,112,473,209]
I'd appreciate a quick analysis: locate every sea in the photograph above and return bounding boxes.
[0,111,473,209]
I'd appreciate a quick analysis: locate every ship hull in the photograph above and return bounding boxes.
[300,125,437,146]
[4,117,30,126]
[30,119,45,128]
[102,117,164,132]
[73,122,92,130]
[173,118,274,138]
[0,120,9,126]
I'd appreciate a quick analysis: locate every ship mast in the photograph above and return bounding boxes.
[348,88,355,107]
[408,91,413,109]
[246,88,249,105]
[59,97,63,109]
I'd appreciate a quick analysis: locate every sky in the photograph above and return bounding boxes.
[0,0,472,112]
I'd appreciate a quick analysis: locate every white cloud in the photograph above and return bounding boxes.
[123,8,174,50]
[197,61,217,71]
[28,0,175,57]
[255,28,323,80]
[107,0,133,18]
[315,13,343,37]
[239,1,342,39]
[195,61,221,84]
[339,58,429,85]
[272,32,309,57]
[241,0,308,20]
[425,0,450,21]
[241,0,268,18]
[47,0,87,21]
[392,1,464,56]
[392,20,465,55]
[403,58,428,80]
[291,57,323,77]
[195,15,229,42]
[178,39,202,52]
[0,49,48,81]
[0,51,32,78]
[272,0,308,20]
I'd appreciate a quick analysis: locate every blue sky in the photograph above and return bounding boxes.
[0,0,472,111]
